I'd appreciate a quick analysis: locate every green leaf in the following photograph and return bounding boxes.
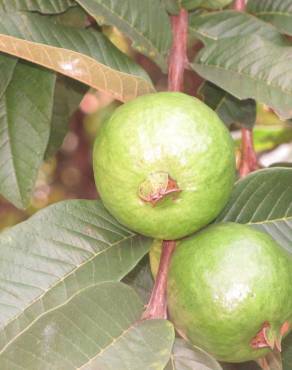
[181,0,233,10]
[0,199,151,353]
[247,0,292,36]
[161,0,180,14]
[0,0,76,14]
[165,338,222,370]
[0,61,56,209]
[0,54,17,98]
[198,82,256,128]
[191,34,292,119]
[0,12,154,102]
[45,77,87,159]
[0,282,174,370]
[216,168,292,253]
[283,333,292,370]
[123,256,154,304]
[51,5,88,28]
[76,0,172,72]
[189,10,283,44]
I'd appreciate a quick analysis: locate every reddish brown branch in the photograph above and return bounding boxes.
[233,0,258,177]
[142,9,188,321]
[233,0,246,11]
[142,240,176,320]
[239,128,258,177]
[168,9,188,92]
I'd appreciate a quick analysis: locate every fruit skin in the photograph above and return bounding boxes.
[93,92,235,240]
[167,222,292,363]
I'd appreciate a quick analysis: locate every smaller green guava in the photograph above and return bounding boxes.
[93,92,235,240]
[167,223,292,363]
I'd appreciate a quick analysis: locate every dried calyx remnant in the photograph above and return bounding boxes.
[251,321,290,352]
[138,171,181,206]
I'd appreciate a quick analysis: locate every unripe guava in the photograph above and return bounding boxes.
[167,222,292,363]
[93,92,235,239]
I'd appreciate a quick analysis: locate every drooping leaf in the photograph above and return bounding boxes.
[165,338,222,370]
[0,54,17,98]
[0,199,151,352]
[191,34,292,119]
[247,0,292,36]
[76,0,172,72]
[181,0,233,10]
[189,10,283,44]
[198,81,256,128]
[0,61,56,209]
[45,77,87,158]
[0,282,174,370]
[216,168,292,253]
[0,12,154,102]
[0,0,76,14]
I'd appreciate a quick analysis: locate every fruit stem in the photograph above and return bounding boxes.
[239,127,258,177]
[232,0,258,177]
[168,8,188,92]
[142,240,176,320]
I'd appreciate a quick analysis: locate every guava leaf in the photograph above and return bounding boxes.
[198,81,256,128]
[0,0,76,14]
[191,34,292,119]
[161,0,180,14]
[283,333,292,370]
[247,0,292,36]
[0,12,154,102]
[45,77,88,159]
[0,54,17,98]
[123,256,154,304]
[0,199,151,354]
[165,338,223,370]
[0,282,174,370]
[76,0,172,72]
[0,61,56,209]
[189,10,283,44]
[216,168,292,253]
[181,0,233,10]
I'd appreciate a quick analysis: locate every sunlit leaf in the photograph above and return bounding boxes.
[0,12,154,102]
[0,0,76,14]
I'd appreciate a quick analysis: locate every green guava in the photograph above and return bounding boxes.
[93,92,235,239]
[167,222,292,363]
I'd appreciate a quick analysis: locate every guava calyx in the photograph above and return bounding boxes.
[138,171,181,206]
[251,322,283,352]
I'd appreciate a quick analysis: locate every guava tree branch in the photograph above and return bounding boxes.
[233,0,258,177]
[168,8,188,91]
[142,9,188,320]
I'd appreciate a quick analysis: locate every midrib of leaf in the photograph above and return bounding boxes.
[78,316,139,369]
[0,233,142,355]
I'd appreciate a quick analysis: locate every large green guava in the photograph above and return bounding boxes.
[167,222,292,363]
[93,92,235,239]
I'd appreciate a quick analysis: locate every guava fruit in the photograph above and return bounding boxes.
[93,92,235,239]
[167,222,292,363]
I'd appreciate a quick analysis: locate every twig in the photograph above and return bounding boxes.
[142,9,188,320]
[233,0,258,177]
[142,240,176,319]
